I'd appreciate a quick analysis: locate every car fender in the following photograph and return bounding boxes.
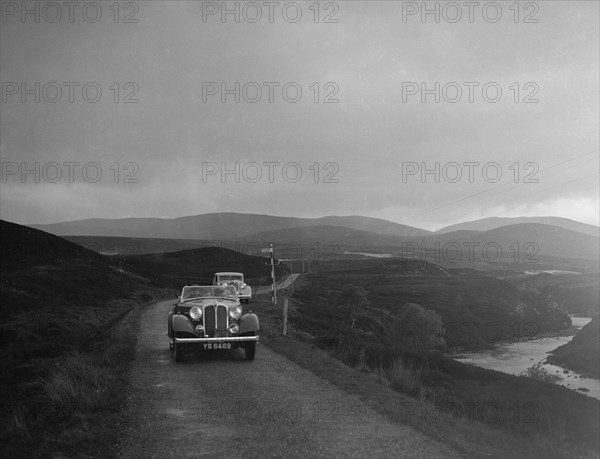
[239,313,259,334]
[167,307,176,337]
[172,314,195,334]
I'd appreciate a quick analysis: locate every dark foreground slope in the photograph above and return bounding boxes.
[1,220,156,317]
[0,220,168,457]
[548,316,600,378]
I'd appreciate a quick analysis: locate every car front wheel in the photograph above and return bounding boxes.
[174,342,183,362]
[245,342,256,361]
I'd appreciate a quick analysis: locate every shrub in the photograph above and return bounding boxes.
[391,303,446,352]
[520,362,561,384]
[386,357,428,396]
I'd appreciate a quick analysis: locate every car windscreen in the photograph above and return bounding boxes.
[218,275,243,281]
[181,286,237,300]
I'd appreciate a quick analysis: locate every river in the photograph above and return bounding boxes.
[454,317,599,399]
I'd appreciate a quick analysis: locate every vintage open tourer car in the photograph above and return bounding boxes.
[213,272,252,304]
[167,285,259,362]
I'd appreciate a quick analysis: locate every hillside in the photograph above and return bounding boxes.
[290,258,570,350]
[63,235,211,255]
[414,223,600,263]
[28,214,600,271]
[28,212,430,240]
[56,221,600,278]
[1,219,104,269]
[437,216,599,237]
[548,316,600,378]
[120,246,289,290]
[0,220,168,457]
[238,224,407,254]
[241,222,600,264]
[476,223,599,260]
[0,220,156,317]
[0,219,161,358]
[512,271,600,316]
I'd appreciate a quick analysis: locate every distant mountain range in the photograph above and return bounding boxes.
[437,216,599,237]
[232,222,599,261]
[29,213,599,238]
[26,213,600,262]
[427,223,599,261]
[29,213,430,240]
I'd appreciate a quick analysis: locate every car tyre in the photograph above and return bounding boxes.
[174,342,183,362]
[245,341,256,361]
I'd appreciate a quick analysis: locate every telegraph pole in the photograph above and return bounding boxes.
[262,244,276,304]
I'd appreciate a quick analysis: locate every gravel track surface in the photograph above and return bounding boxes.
[117,300,457,458]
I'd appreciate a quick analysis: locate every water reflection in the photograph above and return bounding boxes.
[454,317,599,400]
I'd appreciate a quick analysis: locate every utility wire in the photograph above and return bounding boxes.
[404,148,599,221]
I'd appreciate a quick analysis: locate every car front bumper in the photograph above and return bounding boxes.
[174,336,259,344]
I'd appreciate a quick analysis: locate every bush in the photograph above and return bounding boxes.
[386,357,428,396]
[520,362,561,384]
[391,303,446,352]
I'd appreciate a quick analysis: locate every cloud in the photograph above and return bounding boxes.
[1,1,598,228]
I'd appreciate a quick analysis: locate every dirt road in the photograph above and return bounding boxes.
[117,300,457,458]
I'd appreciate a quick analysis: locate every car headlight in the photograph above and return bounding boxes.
[241,283,246,288]
[229,323,240,334]
[229,306,242,320]
[190,306,202,320]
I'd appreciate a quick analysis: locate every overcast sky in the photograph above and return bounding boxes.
[1,1,598,231]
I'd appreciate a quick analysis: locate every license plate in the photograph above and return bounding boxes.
[203,343,231,350]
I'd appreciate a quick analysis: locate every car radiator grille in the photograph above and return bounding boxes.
[203,305,228,337]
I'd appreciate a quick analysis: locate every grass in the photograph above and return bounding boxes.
[4,220,597,456]
[385,357,429,396]
[254,288,599,458]
[43,351,111,417]
[0,293,169,459]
